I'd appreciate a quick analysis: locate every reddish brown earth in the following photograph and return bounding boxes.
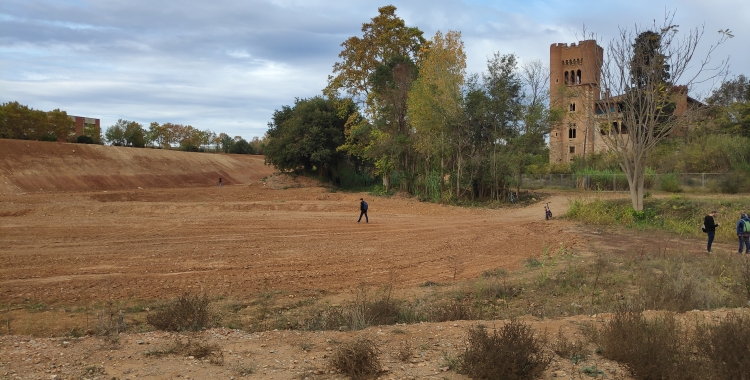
[0,139,737,379]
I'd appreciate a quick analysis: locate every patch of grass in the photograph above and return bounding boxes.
[567,196,750,241]
[96,307,127,344]
[234,365,254,376]
[146,294,215,332]
[580,365,606,378]
[328,337,382,380]
[460,321,551,380]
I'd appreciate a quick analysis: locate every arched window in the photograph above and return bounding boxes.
[564,71,569,85]
[568,127,577,139]
[576,70,581,84]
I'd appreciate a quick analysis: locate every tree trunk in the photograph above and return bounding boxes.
[626,164,645,211]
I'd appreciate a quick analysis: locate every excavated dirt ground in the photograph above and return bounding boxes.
[0,139,743,379]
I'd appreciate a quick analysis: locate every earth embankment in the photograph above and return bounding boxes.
[0,139,274,194]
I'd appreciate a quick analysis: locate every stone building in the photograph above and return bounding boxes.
[548,40,700,164]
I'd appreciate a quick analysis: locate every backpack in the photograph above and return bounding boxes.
[743,220,750,234]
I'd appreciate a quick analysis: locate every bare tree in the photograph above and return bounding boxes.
[593,14,731,210]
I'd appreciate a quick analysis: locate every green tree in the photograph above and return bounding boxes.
[229,138,254,154]
[707,75,750,137]
[327,5,425,188]
[47,109,75,142]
[326,5,424,106]
[407,30,466,198]
[265,96,357,179]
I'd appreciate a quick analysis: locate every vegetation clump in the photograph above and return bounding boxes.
[328,337,382,379]
[460,320,550,380]
[147,293,215,332]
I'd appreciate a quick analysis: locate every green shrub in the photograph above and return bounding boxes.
[75,135,95,144]
[719,173,748,194]
[146,294,215,332]
[460,321,551,380]
[660,173,683,193]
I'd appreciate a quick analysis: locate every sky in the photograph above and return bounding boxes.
[1,0,747,140]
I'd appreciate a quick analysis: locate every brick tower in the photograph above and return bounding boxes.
[549,40,603,164]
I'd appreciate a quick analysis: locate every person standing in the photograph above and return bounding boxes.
[736,213,750,254]
[358,198,369,223]
[219,177,223,188]
[704,210,719,253]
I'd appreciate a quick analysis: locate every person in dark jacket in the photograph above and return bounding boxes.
[704,210,719,253]
[736,213,750,254]
[357,198,369,223]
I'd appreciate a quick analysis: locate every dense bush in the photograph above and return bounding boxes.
[76,135,95,144]
[460,321,550,380]
[696,312,750,380]
[660,173,683,192]
[146,294,215,332]
[328,337,382,379]
[597,310,703,380]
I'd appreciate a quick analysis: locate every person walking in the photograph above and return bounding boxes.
[219,177,223,188]
[357,198,369,223]
[704,210,719,253]
[736,213,750,254]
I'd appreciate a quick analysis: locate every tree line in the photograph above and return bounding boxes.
[265,6,559,201]
[264,6,737,209]
[0,102,82,142]
[104,119,264,154]
[0,101,265,155]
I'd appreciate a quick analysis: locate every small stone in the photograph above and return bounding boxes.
[136,340,144,345]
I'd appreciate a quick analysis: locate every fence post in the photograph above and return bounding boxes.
[702,173,705,189]
[560,174,563,187]
[613,174,616,191]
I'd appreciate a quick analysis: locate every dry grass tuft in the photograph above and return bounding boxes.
[146,293,214,332]
[460,320,551,380]
[328,337,381,379]
[696,312,750,380]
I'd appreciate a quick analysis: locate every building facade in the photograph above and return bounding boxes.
[549,40,699,164]
[549,40,604,164]
[68,116,101,142]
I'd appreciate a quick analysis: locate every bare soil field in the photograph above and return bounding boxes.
[0,139,741,379]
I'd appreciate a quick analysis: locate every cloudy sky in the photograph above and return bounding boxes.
[1,0,747,140]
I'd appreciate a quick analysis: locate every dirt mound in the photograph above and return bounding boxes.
[0,139,275,193]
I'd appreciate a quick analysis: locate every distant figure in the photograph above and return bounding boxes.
[736,212,750,254]
[544,203,552,220]
[358,198,369,223]
[219,177,223,188]
[704,210,719,253]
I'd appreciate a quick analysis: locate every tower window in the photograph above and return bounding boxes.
[569,146,576,154]
[568,127,577,139]
[576,69,581,84]
[569,103,576,112]
[564,71,569,85]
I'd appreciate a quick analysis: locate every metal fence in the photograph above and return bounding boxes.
[520,173,730,192]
